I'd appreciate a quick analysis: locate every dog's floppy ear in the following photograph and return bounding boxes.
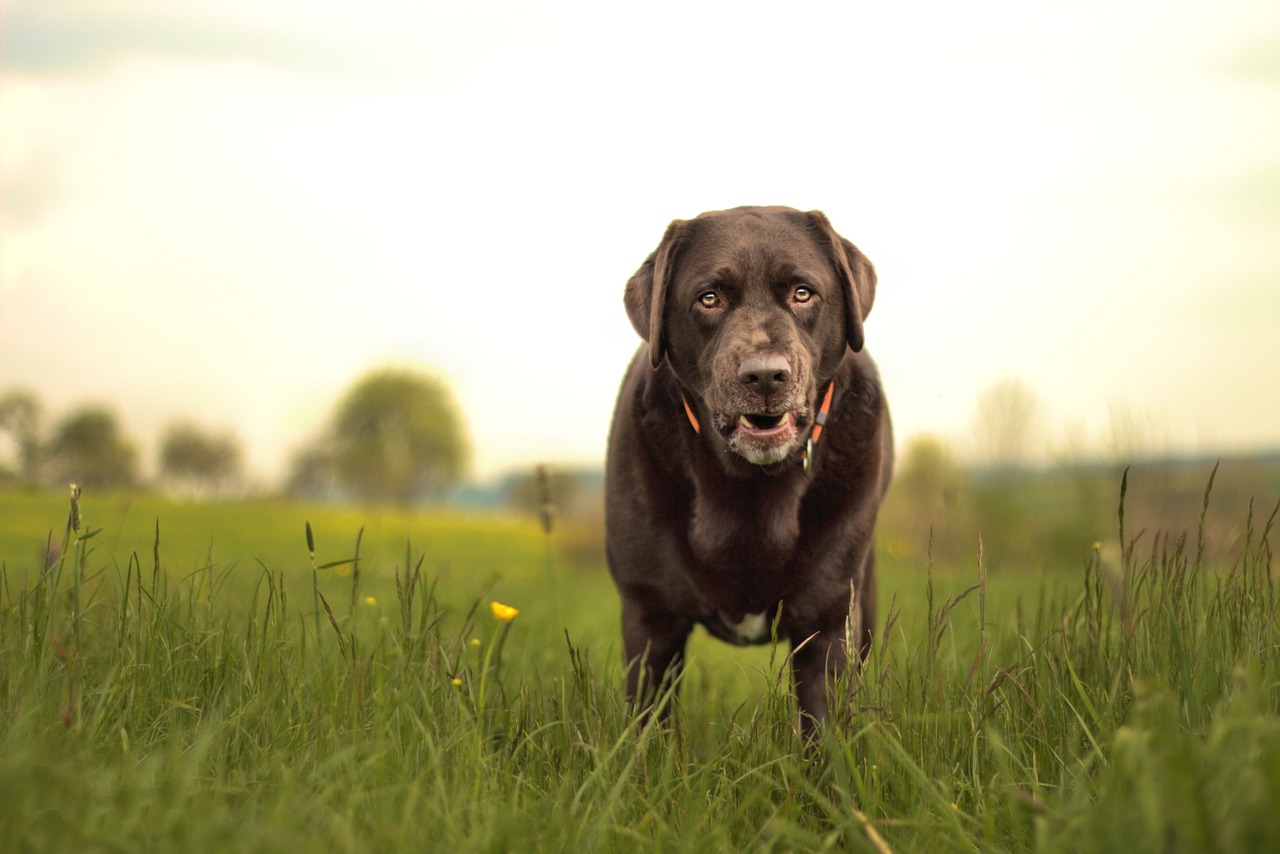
[808,210,877,353]
[624,219,686,368]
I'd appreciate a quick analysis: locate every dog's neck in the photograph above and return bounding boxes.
[687,455,809,576]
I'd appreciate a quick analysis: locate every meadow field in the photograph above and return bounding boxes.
[1,467,1278,852]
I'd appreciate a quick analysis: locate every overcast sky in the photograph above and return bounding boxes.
[2,0,1277,483]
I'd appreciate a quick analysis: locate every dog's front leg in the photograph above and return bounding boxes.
[790,624,851,741]
[621,598,693,725]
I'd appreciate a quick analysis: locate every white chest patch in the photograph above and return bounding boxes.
[732,611,770,642]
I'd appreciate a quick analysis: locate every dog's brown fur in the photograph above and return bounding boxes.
[605,206,893,737]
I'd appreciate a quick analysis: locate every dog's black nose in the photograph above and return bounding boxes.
[738,354,791,397]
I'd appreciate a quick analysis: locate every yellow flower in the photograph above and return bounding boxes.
[451,677,463,687]
[1092,541,1102,551]
[490,601,519,622]
[469,638,481,648]
[364,596,377,607]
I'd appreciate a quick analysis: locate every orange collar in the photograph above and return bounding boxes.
[680,394,702,434]
[680,379,836,476]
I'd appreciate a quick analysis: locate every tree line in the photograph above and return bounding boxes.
[0,368,469,504]
[0,391,214,493]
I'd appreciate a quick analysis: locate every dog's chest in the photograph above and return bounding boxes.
[684,485,810,617]
[680,445,819,617]
[688,473,806,564]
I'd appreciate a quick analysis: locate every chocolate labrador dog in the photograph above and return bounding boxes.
[605,205,893,738]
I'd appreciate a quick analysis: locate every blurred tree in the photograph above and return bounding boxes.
[0,389,43,484]
[1104,401,1168,466]
[283,444,335,500]
[969,378,1045,472]
[878,434,969,562]
[328,369,469,505]
[897,434,963,512]
[45,407,138,489]
[158,423,241,496]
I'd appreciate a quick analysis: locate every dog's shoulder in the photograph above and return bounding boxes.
[836,348,888,417]
[614,346,684,433]
[820,348,894,491]
[609,346,695,477]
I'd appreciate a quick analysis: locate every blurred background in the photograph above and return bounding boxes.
[2,1,1278,570]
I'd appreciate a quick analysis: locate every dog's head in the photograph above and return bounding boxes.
[624,206,877,467]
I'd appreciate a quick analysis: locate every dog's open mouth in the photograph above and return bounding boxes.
[718,409,805,465]
[736,412,794,435]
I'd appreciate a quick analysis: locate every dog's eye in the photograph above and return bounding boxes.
[698,292,722,310]
[792,286,814,304]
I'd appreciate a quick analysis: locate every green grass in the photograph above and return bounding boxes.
[1,478,1278,852]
